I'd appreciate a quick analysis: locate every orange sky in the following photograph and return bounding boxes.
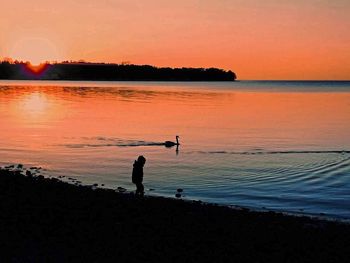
[0,0,349,80]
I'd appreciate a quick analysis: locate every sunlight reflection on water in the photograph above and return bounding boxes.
[1,80,350,219]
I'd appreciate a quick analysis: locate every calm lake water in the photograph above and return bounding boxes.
[1,80,350,219]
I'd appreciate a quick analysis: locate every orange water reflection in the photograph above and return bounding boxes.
[0,84,349,152]
[2,82,350,218]
[20,92,50,117]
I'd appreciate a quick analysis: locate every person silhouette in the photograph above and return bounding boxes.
[132,155,146,196]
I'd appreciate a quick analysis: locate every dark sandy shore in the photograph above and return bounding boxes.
[0,167,349,263]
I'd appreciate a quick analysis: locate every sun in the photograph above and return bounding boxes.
[9,37,61,65]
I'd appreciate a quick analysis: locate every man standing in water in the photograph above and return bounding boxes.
[132,155,146,196]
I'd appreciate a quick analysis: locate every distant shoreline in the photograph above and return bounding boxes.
[2,79,350,83]
[0,61,237,81]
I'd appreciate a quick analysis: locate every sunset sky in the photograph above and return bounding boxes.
[0,0,349,80]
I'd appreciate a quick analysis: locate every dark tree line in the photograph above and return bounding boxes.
[0,61,237,81]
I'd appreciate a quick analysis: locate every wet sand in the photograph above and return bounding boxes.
[0,168,349,262]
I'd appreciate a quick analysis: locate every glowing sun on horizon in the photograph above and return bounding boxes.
[9,37,61,65]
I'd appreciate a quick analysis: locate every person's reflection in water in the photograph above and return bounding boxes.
[132,155,146,197]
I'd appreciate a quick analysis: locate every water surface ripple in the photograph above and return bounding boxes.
[0,80,350,219]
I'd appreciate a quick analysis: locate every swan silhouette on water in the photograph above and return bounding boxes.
[164,136,180,148]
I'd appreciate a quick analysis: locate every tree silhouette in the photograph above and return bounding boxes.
[0,61,237,81]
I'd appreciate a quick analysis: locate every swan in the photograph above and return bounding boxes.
[164,136,180,148]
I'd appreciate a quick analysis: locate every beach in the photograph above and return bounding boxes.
[1,167,349,262]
